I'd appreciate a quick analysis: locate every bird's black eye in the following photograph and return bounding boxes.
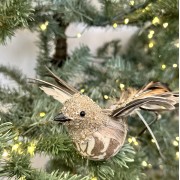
[80,111,86,117]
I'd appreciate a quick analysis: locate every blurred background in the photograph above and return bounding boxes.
[0,0,178,180]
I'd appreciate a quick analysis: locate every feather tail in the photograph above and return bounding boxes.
[111,82,178,117]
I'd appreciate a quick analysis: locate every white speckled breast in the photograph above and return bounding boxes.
[74,118,127,160]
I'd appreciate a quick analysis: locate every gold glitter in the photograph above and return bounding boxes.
[62,93,107,142]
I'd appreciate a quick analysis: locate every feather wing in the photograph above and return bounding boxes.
[45,67,78,94]
[111,82,179,117]
[30,67,78,104]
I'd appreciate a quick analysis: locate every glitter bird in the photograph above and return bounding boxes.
[33,68,178,160]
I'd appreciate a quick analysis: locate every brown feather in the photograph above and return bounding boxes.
[111,82,179,117]
[30,67,78,104]
[45,67,78,94]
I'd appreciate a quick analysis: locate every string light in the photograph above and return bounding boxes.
[104,95,109,100]
[124,18,129,24]
[39,112,46,117]
[44,21,49,26]
[119,83,125,90]
[27,143,36,156]
[149,30,155,35]
[176,136,179,141]
[91,177,97,180]
[148,42,154,48]
[173,64,178,68]
[176,152,179,159]
[132,137,136,142]
[129,0,135,6]
[148,163,152,168]
[130,137,139,145]
[2,150,9,158]
[163,22,168,28]
[161,64,166,69]
[18,148,23,155]
[145,7,150,11]
[172,140,178,146]
[80,89,85,93]
[151,139,155,143]
[174,42,179,48]
[113,23,118,28]
[12,144,19,152]
[40,24,46,31]
[77,33,82,38]
[14,136,19,141]
[134,141,139,146]
[19,176,26,180]
[148,30,155,39]
[152,17,160,25]
[40,21,49,31]
[148,34,153,39]
[141,161,148,167]
[128,138,133,143]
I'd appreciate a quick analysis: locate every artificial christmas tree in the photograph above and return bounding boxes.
[0,0,178,180]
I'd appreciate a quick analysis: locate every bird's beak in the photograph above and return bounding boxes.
[54,113,71,122]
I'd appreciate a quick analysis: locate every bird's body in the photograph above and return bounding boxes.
[33,68,178,160]
[62,93,127,160]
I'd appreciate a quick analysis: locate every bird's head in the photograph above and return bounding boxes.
[34,68,106,132]
[54,93,105,129]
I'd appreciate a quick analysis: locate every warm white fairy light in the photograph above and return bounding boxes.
[80,89,85,93]
[134,141,139,146]
[174,42,179,48]
[40,21,49,31]
[45,21,49,26]
[132,137,136,142]
[128,138,133,143]
[129,0,135,6]
[148,34,153,39]
[119,83,125,90]
[91,177,97,180]
[130,137,139,146]
[176,152,179,159]
[152,17,160,25]
[12,144,19,152]
[161,64,166,69]
[2,150,9,157]
[151,139,155,143]
[176,136,179,141]
[148,30,155,39]
[173,64,178,68]
[104,95,109,100]
[40,24,46,31]
[27,142,36,156]
[14,136,19,141]
[19,176,26,180]
[145,7,150,11]
[163,22,168,28]
[149,42,154,48]
[113,23,118,28]
[77,33,82,38]
[39,112,46,117]
[172,140,178,146]
[124,18,129,24]
[141,161,148,167]
[149,30,155,35]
